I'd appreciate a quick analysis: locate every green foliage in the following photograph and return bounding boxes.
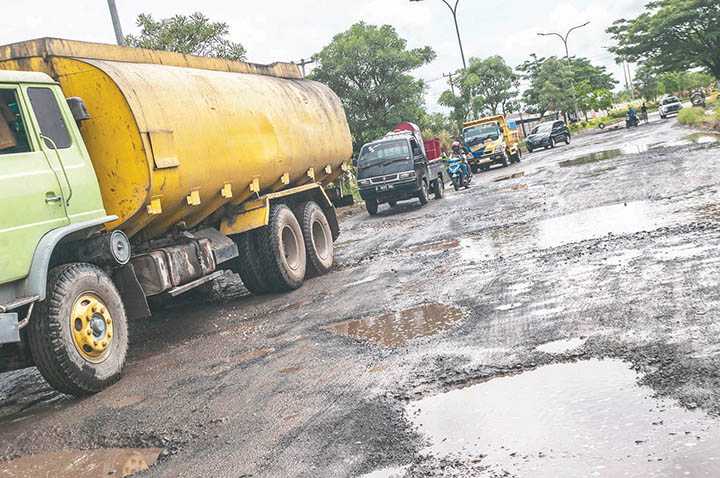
[439,56,519,129]
[678,107,708,125]
[519,55,616,119]
[634,64,660,100]
[125,12,246,60]
[607,0,720,80]
[309,22,436,151]
[658,71,715,95]
[418,112,457,150]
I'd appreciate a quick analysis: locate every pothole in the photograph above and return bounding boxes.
[1,448,162,477]
[400,359,720,477]
[323,304,464,347]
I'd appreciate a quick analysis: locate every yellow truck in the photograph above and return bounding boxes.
[0,38,352,395]
[462,115,522,172]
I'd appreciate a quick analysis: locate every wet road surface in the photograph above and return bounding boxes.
[2,116,720,477]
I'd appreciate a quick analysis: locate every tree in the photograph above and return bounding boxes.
[634,64,660,100]
[607,0,720,80]
[438,56,518,129]
[125,12,247,61]
[519,57,576,119]
[309,23,436,151]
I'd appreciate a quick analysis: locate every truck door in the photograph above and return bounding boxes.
[0,86,69,285]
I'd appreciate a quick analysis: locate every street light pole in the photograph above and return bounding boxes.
[537,22,590,63]
[107,0,126,46]
[537,22,590,121]
[410,0,466,70]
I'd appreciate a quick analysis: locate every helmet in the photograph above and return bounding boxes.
[451,141,461,153]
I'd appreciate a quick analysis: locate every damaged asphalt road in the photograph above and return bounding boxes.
[2,116,720,477]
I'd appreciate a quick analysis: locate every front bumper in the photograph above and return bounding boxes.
[359,179,419,202]
[469,151,505,166]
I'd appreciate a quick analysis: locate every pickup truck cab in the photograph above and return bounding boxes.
[357,131,446,215]
[659,96,683,119]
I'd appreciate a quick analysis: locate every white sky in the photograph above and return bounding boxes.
[2,1,647,112]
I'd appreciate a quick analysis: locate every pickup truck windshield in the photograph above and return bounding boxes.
[357,140,412,179]
[463,123,500,146]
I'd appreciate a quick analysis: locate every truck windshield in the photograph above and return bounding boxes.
[662,97,679,105]
[357,140,412,179]
[463,123,500,146]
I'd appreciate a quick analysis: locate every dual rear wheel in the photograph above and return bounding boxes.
[230,201,334,294]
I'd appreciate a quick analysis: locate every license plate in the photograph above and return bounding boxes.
[377,184,391,191]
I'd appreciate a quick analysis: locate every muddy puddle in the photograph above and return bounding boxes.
[399,359,720,477]
[0,448,161,477]
[323,304,464,347]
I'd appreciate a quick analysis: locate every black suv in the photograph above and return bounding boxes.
[525,120,571,153]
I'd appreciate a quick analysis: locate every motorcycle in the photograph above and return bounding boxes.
[691,90,706,108]
[626,111,640,128]
[447,155,472,191]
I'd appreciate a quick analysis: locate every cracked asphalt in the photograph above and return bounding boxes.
[1,114,720,477]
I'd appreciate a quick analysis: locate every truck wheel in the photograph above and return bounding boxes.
[501,153,509,167]
[433,177,445,199]
[28,263,128,396]
[229,231,274,294]
[418,180,429,205]
[297,201,334,276]
[256,204,307,291]
[366,199,378,215]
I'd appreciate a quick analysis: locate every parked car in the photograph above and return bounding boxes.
[659,96,683,119]
[525,120,571,153]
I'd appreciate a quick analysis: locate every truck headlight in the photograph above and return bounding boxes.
[358,179,372,187]
[399,171,416,180]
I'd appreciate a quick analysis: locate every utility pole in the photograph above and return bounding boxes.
[410,0,466,70]
[538,22,590,122]
[443,72,457,96]
[106,0,126,46]
[295,58,315,78]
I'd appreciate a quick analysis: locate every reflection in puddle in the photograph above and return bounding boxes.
[360,464,409,478]
[324,304,464,347]
[537,201,671,249]
[408,239,460,254]
[559,150,623,167]
[1,448,162,477]
[407,359,720,478]
[535,337,586,354]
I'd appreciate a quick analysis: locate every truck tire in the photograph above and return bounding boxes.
[28,263,128,396]
[229,232,274,295]
[256,204,307,291]
[433,176,445,199]
[297,201,334,276]
[501,153,509,167]
[418,179,429,205]
[366,199,378,215]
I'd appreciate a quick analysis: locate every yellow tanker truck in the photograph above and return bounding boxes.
[0,38,352,395]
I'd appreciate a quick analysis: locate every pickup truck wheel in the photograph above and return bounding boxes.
[549,137,556,149]
[527,146,533,154]
[470,164,479,174]
[28,263,128,396]
[256,204,307,291]
[366,198,378,215]
[565,135,571,145]
[298,201,334,276]
[229,232,274,294]
[433,177,445,199]
[418,180,429,205]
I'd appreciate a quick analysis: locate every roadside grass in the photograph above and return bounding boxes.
[678,106,720,131]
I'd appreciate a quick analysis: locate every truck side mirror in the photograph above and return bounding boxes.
[66,97,91,123]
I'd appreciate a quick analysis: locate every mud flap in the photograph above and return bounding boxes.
[113,265,151,320]
[0,312,19,344]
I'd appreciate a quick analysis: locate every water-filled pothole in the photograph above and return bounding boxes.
[323,304,464,347]
[1,448,162,477]
[404,359,720,477]
[535,337,587,354]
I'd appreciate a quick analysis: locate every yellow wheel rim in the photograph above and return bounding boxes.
[70,293,114,363]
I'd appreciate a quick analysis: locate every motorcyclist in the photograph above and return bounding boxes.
[627,106,639,127]
[450,141,470,179]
